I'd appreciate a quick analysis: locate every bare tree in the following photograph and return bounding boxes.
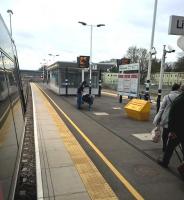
[174,55,184,72]
[126,46,139,63]
[126,46,149,83]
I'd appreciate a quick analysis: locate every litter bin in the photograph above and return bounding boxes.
[124,99,150,121]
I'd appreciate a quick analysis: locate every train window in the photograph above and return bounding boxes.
[0,54,19,200]
[3,55,24,144]
[84,70,98,88]
[0,69,6,97]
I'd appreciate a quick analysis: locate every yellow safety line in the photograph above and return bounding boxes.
[102,91,128,99]
[102,91,118,97]
[33,84,117,199]
[36,84,144,200]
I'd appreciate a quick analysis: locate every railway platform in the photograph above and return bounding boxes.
[26,83,184,200]
[31,83,118,200]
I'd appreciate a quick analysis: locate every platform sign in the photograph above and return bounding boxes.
[118,63,140,97]
[168,15,184,35]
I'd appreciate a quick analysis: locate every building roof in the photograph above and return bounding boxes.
[47,61,116,71]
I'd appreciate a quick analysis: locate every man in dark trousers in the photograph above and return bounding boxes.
[77,81,86,109]
[158,85,184,168]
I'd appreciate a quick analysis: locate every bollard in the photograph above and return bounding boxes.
[119,95,122,103]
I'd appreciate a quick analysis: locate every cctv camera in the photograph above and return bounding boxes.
[167,45,174,51]
[150,47,157,55]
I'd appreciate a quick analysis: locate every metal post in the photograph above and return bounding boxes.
[145,0,158,100]
[98,69,102,96]
[7,10,13,36]
[65,68,68,96]
[119,95,122,103]
[8,9,26,114]
[78,22,105,95]
[9,13,12,36]
[57,67,59,94]
[156,45,166,112]
[42,66,45,83]
[82,69,84,82]
[46,69,48,84]
[89,25,93,95]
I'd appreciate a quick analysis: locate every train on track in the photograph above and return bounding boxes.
[0,68,17,101]
[0,14,26,200]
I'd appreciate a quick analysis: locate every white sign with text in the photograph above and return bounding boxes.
[168,15,184,35]
[118,63,140,97]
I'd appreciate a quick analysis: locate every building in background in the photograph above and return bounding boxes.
[20,69,42,82]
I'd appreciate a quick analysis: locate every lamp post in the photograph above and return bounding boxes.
[7,10,27,114]
[145,0,158,100]
[78,21,105,94]
[156,45,175,112]
[7,9,13,36]
[48,53,59,63]
[40,59,49,82]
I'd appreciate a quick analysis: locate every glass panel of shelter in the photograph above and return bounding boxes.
[58,67,99,93]
[66,68,82,88]
[84,70,99,88]
[50,69,59,86]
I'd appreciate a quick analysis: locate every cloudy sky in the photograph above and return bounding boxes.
[1,0,184,70]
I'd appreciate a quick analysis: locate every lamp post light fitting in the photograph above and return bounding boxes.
[78,21,105,94]
[7,9,13,36]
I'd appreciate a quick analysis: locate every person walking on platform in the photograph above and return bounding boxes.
[157,84,184,168]
[153,83,181,152]
[77,81,86,109]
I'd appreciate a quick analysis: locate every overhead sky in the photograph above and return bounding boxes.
[1,0,184,70]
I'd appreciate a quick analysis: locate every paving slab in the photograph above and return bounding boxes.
[55,192,91,200]
[50,166,86,196]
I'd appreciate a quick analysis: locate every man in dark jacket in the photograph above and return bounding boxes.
[158,85,184,167]
[77,81,86,109]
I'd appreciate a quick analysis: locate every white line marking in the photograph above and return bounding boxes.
[112,107,122,110]
[93,112,109,116]
[132,133,152,141]
[102,91,117,97]
[31,85,44,200]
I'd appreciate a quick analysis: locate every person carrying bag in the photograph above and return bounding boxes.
[153,83,181,150]
[151,125,161,143]
[157,84,184,169]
